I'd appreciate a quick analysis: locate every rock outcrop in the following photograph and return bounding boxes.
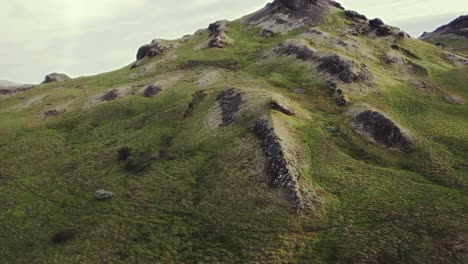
[136,39,176,61]
[353,110,415,152]
[142,85,162,97]
[216,88,242,126]
[274,39,316,60]
[42,73,71,84]
[280,0,317,10]
[100,89,120,102]
[208,21,234,48]
[318,54,373,84]
[243,0,328,33]
[253,119,311,211]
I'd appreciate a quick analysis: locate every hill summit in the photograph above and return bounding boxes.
[0,1,467,263]
[420,15,468,56]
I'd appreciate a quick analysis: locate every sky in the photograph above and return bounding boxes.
[1,0,466,84]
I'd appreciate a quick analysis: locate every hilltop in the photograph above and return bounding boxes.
[420,15,468,56]
[0,1,467,263]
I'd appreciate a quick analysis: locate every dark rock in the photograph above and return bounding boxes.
[118,146,131,161]
[208,20,233,48]
[261,29,275,38]
[435,42,448,48]
[375,25,392,36]
[369,18,384,28]
[136,39,174,60]
[271,100,295,116]
[42,73,70,84]
[94,190,114,201]
[52,229,75,244]
[344,10,367,21]
[390,45,420,59]
[319,55,373,84]
[326,81,348,106]
[101,89,120,102]
[329,1,344,10]
[275,39,316,61]
[208,21,233,48]
[142,85,162,97]
[253,119,309,211]
[444,94,465,105]
[216,88,242,126]
[43,109,64,117]
[280,0,318,10]
[209,33,233,48]
[353,110,415,152]
[208,21,228,35]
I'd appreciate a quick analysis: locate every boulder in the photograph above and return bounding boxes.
[135,39,177,61]
[318,54,373,84]
[142,85,162,97]
[101,89,120,102]
[42,73,70,84]
[375,25,393,36]
[208,21,234,48]
[326,81,348,106]
[94,190,114,201]
[344,10,367,21]
[369,18,384,28]
[353,110,415,152]
[274,39,316,60]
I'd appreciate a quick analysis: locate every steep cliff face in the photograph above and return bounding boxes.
[0,1,467,263]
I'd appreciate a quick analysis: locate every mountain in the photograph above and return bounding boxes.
[0,80,21,87]
[0,80,35,95]
[420,15,468,56]
[0,1,467,263]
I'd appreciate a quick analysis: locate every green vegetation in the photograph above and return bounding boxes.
[0,7,466,264]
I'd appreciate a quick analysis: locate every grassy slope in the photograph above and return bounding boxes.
[0,9,467,263]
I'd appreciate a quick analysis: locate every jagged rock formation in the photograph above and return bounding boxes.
[318,54,373,84]
[271,100,295,116]
[274,39,316,60]
[208,21,234,48]
[353,110,415,152]
[253,119,311,210]
[243,0,330,33]
[42,73,70,84]
[216,88,242,126]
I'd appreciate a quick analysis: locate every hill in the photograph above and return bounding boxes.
[420,15,468,56]
[0,0,467,263]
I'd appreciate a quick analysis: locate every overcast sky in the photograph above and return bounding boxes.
[1,0,466,83]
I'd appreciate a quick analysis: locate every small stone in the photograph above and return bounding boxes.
[94,190,114,201]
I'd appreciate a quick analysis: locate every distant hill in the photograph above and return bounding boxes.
[0,80,21,87]
[420,15,468,56]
